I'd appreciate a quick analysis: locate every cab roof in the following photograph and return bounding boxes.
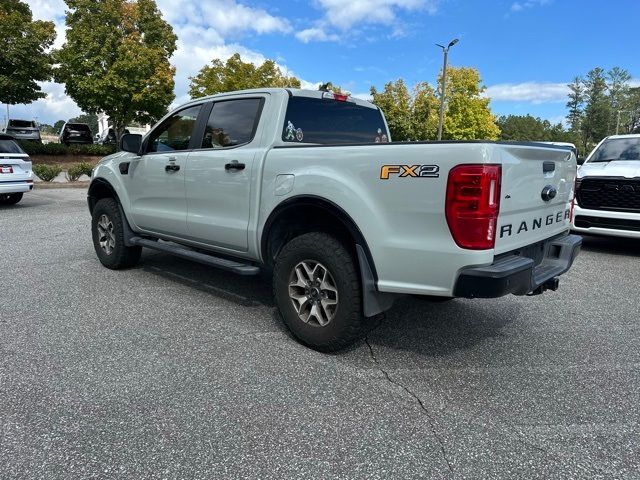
[181,88,377,110]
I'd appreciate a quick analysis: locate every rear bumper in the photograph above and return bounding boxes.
[6,133,41,142]
[571,204,640,239]
[453,234,582,298]
[0,180,33,194]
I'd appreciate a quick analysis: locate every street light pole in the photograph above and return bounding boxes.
[436,38,459,141]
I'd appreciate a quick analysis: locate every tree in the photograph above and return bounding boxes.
[39,123,55,135]
[440,67,500,140]
[0,0,56,105]
[497,115,571,142]
[581,67,610,146]
[371,68,499,141]
[410,82,439,140]
[70,112,99,135]
[566,77,584,132]
[53,120,65,134]
[189,53,301,98]
[370,79,414,141]
[55,0,177,143]
[623,87,640,134]
[607,67,631,133]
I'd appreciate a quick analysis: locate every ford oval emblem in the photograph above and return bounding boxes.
[541,185,557,202]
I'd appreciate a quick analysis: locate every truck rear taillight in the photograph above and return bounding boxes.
[445,164,502,250]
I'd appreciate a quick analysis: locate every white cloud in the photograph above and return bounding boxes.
[510,0,551,13]
[5,82,82,125]
[155,0,291,36]
[320,0,435,30]
[295,28,339,43]
[297,0,438,43]
[17,0,305,125]
[485,82,569,104]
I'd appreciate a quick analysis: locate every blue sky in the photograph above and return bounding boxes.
[11,0,640,127]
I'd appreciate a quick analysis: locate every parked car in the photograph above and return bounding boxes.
[96,127,129,145]
[572,134,640,239]
[88,88,581,351]
[3,119,41,143]
[59,122,94,146]
[0,134,33,205]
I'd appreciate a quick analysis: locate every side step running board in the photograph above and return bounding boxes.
[130,237,260,276]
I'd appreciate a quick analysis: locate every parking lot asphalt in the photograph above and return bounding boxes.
[1,188,639,479]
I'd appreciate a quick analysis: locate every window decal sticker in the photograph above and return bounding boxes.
[285,121,304,142]
[285,121,296,141]
[375,128,388,143]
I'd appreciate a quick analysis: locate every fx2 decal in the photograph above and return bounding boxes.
[380,165,440,180]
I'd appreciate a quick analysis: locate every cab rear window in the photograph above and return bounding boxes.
[0,139,25,154]
[282,97,388,145]
[66,123,91,132]
[8,120,35,128]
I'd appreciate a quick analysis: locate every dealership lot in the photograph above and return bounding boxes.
[1,188,639,479]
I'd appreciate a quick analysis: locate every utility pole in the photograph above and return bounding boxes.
[436,38,459,141]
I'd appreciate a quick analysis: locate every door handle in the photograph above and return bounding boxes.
[225,161,245,171]
[165,164,180,173]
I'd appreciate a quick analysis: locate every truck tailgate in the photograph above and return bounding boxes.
[494,144,576,255]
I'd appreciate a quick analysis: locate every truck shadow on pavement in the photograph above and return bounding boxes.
[138,250,517,357]
[365,296,519,357]
[579,234,640,257]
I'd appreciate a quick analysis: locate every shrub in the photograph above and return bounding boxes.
[65,162,94,181]
[65,164,84,182]
[18,141,116,157]
[76,162,94,177]
[33,164,63,182]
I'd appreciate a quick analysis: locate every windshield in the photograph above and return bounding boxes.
[8,120,36,128]
[589,137,640,163]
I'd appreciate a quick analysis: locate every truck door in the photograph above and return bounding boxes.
[185,97,265,251]
[127,104,203,236]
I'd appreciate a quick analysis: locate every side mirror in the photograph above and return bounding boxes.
[576,157,586,166]
[121,133,142,154]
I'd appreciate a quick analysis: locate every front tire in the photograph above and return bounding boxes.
[91,198,141,269]
[0,192,23,205]
[273,232,364,351]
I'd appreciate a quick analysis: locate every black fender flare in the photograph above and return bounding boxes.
[261,195,397,316]
[87,178,136,246]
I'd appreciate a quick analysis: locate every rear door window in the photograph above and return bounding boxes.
[282,97,388,145]
[201,98,263,149]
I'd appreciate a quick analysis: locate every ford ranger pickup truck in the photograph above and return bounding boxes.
[88,88,582,351]
[572,134,640,239]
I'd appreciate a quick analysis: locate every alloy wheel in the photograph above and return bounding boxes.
[288,260,339,327]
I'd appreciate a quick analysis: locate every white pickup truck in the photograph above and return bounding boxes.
[572,134,640,238]
[88,88,581,350]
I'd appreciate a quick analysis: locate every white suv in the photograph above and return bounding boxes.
[0,134,34,205]
[573,134,640,239]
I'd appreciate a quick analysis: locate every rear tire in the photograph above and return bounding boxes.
[0,192,23,205]
[91,198,141,269]
[273,232,364,351]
